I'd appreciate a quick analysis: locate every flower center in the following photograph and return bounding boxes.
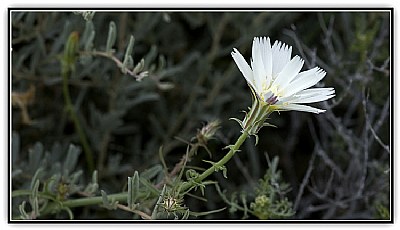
[260,81,280,105]
[265,94,278,105]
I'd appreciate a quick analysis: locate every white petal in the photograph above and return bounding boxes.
[232,48,256,91]
[271,41,292,78]
[278,104,326,114]
[261,37,273,87]
[295,87,335,97]
[282,67,326,97]
[278,89,334,103]
[273,55,304,91]
[289,88,335,103]
[288,92,335,104]
[251,38,266,92]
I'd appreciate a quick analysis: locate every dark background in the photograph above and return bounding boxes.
[11,10,391,220]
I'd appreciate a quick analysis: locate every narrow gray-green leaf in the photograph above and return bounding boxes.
[63,144,81,177]
[132,171,140,203]
[127,176,133,208]
[106,21,117,53]
[30,167,44,190]
[141,164,162,180]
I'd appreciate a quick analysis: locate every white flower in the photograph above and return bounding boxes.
[231,37,335,114]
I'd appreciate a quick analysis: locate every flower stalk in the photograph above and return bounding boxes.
[180,97,271,193]
[242,91,273,140]
[180,125,250,193]
[61,32,95,172]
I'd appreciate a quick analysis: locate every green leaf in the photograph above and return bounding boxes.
[106,21,117,53]
[84,30,95,52]
[30,179,39,200]
[69,170,83,186]
[151,185,166,219]
[100,190,118,210]
[202,160,228,178]
[127,177,133,208]
[63,144,81,177]
[144,45,158,66]
[222,167,228,179]
[81,21,94,46]
[101,190,109,206]
[84,170,99,195]
[30,168,44,190]
[241,193,249,219]
[139,177,159,195]
[122,35,135,72]
[133,58,145,75]
[62,31,79,74]
[229,117,244,130]
[132,171,140,202]
[141,164,162,180]
[63,207,74,220]
[80,20,95,53]
[29,179,40,217]
[18,201,30,220]
[45,174,61,194]
[181,209,190,220]
[92,170,98,184]
[28,142,44,171]
[127,171,140,209]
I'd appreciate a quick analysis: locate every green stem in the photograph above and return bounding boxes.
[62,65,95,172]
[180,129,250,192]
[62,193,127,208]
[41,193,129,216]
[180,97,271,193]
[13,189,133,217]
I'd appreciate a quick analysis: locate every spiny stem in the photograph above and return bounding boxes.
[180,128,250,192]
[180,98,271,192]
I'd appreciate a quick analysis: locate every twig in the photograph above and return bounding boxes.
[294,151,316,210]
[155,150,191,189]
[367,123,390,154]
[233,154,256,188]
[308,119,344,178]
[116,204,152,220]
[82,50,147,81]
[362,91,390,154]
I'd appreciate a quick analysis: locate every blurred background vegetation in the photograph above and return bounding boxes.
[11,10,391,220]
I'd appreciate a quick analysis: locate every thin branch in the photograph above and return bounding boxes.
[362,93,390,155]
[294,151,316,210]
[367,122,390,154]
[81,50,148,81]
[116,204,152,220]
[155,142,198,189]
[233,155,256,188]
